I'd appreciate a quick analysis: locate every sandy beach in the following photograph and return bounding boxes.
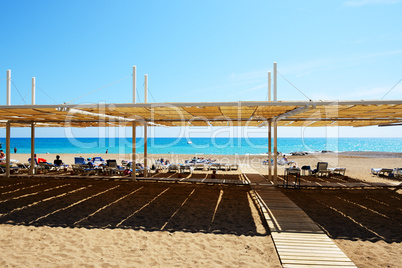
[1,152,401,267]
[0,178,280,267]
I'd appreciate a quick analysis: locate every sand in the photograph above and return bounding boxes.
[1,152,401,267]
[0,178,280,267]
[282,188,402,268]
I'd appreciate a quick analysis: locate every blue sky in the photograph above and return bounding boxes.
[1,0,402,137]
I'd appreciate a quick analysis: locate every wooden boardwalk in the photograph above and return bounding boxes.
[240,165,356,267]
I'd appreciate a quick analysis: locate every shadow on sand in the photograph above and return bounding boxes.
[0,177,267,236]
[282,187,402,243]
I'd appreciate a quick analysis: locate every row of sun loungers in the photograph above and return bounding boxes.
[371,167,402,178]
[282,162,347,178]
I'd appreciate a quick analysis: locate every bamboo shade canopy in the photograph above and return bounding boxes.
[1,100,402,128]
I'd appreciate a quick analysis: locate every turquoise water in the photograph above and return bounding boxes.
[1,137,402,155]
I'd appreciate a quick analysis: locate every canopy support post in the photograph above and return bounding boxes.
[6,121,11,178]
[5,70,11,178]
[273,62,278,185]
[273,120,278,186]
[132,122,136,180]
[268,70,272,181]
[30,123,35,175]
[144,74,148,178]
[268,121,272,181]
[30,77,36,175]
[132,66,137,180]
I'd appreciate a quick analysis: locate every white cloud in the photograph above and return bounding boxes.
[343,0,400,7]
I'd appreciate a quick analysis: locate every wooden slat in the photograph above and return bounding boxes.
[245,172,356,268]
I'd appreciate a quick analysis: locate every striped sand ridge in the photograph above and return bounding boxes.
[242,168,357,267]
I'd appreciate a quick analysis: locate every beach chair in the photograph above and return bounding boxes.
[218,163,230,171]
[16,163,29,173]
[314,162,330,177]
[72,164,85,175]
[155,161,168,172]
[262,159,273,165]
[105,159,123,175]
[209,162,220,170]
[126,162,147,175]
[229,163,238,170]
[93,157,106,166]
[328,167,347,176]
[371,168,394,177]
[179,165,194,174]
[394,168,402,178]
[74,157,86,165]
[168,164,180,173]
[194,162,209,171]
[39,162,60,172]
[278,158,287,165]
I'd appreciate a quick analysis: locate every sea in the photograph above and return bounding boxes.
[1,137,402,155]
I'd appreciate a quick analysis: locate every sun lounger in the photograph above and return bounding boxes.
[371,168,394,177]
[179,165,194,174]
[209,163,220,170]
[105,159,124,175]
[194,162,209,170]
[328,167,346,176]
[16,163,29,173]
[218,163,230,171]
[74,157,86,164]
[72,164,85,175]
[229,164,238,170]
[155,162,169,172]
[394,168,402,178]
[262,159,273,165]
[39,162,60,172]
[314,162,330,177]
[168,164,180,173]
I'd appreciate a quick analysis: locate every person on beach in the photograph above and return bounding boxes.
[54,155,63,166]
[0,150,5,159]
[106,149,108,154]
[14,147,17,154]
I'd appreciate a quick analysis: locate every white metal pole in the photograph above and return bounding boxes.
[144,74,148,103]
[132,66,137,180]
[30,123,35,175]
[6,70,11,105]
[6,121,11,178]
[268,71,272,181]
[31,77,36,175]
[273,62,277,101]
[268,71,271,102]
[132,122,136,180]
[133,66,136,103]
[32,77,36,104]
[273,62,278,185]
[273,120,278,185]
[268,121,272,181]
[144,74,148,177]
[6,71,11,177]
